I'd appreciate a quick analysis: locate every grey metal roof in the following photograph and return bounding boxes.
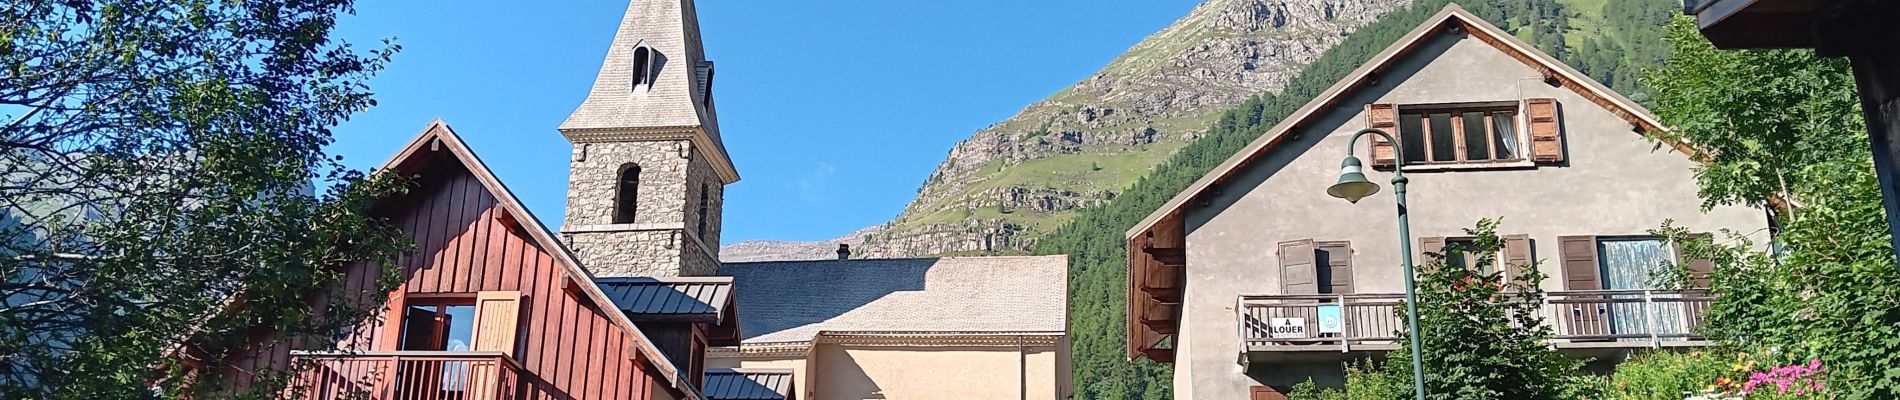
[594,276,733,317]
[720,255,1069,343]
[701,368,793,400]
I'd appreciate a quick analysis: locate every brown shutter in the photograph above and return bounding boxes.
[1316,241,1354,294]
[1278,239,1318,295]
[1419,237,1448,264]
[1558,235,1607,338]
[1558,236,1601,290]
[472,291,523,355]
[1676,233,1716,288]
[1526,98,1564,163]
[1365,103,1399,167]
[1252,386,1289,400]
[1502,234,1532,283]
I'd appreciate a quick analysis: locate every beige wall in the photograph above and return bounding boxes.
[711,339,1068,400]
[1171,32,1770,399]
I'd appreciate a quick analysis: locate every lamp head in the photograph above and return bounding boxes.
[1327,155,1380,203]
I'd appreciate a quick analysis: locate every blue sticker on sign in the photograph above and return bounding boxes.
[1316,304,1343,334]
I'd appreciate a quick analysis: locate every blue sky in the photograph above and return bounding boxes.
[328,1,1201,244]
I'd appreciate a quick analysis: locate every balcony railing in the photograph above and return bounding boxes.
[1237,289,1714,353]
[285,351,522,400]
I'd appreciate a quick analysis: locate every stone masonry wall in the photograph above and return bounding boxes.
[565,140,694,228]
[562,138,724,277]
[562,229,717,277]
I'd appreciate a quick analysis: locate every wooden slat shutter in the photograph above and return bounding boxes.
[1558,236,1601,290]
[472,291,523,356]
[1278,239,1318,295]
[1526,98,1564,163]
[1420,237,1447,264]
[1252,386,1289,400]
[1558,235,1607,338]
[1675,233,1716,288]
[1365,103,1399,167]
[1316,241,1354,294]
[1502,234,1533,283]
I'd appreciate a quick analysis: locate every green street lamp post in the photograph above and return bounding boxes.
[1327,128,1426,400]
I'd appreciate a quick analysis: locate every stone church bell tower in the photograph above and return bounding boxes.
[559,0,737,277]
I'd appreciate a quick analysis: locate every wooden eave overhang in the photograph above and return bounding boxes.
[374,119,704,400]
[1120,4,1678,363]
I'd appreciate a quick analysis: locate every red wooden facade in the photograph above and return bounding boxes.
[231,122,697,400]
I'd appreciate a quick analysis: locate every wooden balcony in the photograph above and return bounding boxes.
[285,351,522,400]
[1236,289,1714,363]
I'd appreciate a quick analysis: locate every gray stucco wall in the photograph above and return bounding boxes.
[1173,33,1769,399]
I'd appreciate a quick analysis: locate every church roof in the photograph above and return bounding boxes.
[596,276,734,320]
[720,255,1069,344]
[701,368,795,400]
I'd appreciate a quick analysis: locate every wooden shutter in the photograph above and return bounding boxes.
[1365,103,1399,167]
[378,288,408,351]
[1502,234,1532,283]
[1675,233,1716,288]
[1420,237,1448,264]
[1557,236,1601,290]
[1316,241,1354,294]
[1558,235,1606,338]
[1252,386,1289,400]
[472,291,523,356]
[1526,98,1564,163]
[1278,239,1318,295]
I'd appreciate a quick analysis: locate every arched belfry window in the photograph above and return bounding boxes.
[613,164,640,224]
[631,44,654,90]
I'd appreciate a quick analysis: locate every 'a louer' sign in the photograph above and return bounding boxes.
[1269,318,1306,339]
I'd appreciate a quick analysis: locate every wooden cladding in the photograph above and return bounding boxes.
[1526,98,1564,163]
[366,165,661,400]
[1365,103,1399,167]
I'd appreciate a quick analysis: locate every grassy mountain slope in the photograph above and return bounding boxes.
[838,0,1415,259]
[1033,0,1677,398]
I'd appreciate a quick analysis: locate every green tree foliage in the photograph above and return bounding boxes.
[1289,220,1595,400]
[1033,0,1645,397]
[1641,16,1900,400]
[1572,0,1678,102]
[1381,219,1594,400]
[1,1,408,398]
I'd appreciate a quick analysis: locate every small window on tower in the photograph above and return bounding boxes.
[631,45,654,90]
[614,164,640,224]
[697,183,710,239]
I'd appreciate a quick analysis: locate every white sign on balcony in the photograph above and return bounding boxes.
[1269,317,1307,338]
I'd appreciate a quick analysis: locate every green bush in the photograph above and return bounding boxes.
[1290,361,1407,400]
[1606,350,1734,400]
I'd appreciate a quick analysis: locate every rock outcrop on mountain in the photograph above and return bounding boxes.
[723,0,1408,261]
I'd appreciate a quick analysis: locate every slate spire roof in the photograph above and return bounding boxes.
[561,0,737,183]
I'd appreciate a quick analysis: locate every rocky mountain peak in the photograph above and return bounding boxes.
[722,0,1408,261]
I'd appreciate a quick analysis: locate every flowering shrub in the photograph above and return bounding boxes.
[1618,351,1833,400]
